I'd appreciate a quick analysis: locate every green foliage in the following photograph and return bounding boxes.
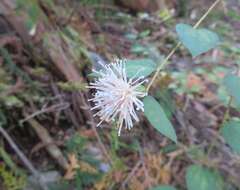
[65,134,87,154]
[126,59,157,78]
[49,181,71,190]
[42,0,54,7]
[227,9,240,21]
[0,164,26,190]
[130,44,148,54]
[0,146,24,176]
[223,74,240,107]
[60,27,91,66]
[65,134,99,167]
[150,185,177,190]
[186,146,205,161]
[139,29,151,38]
[155,88,176,118]
[1,96,24,108]
[220,120,240,154]
[176,24,220,57]
[108,129,127,169]
[65,134,102,188]
[169,71,200,95]
[0,48,32,84]
[186,165,224,190]
[57,81,86,92]
[0,47,40,122]
[16,0,43,30]
[143,96,177,143]
[77,0,107,6]
[0,110,7,126]
[75,169,100,190]
[110,128,121,152]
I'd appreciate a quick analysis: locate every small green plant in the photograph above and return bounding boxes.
[89,0,221,141]
[64,134,102,189]
[88,1,240,189]
[0,164,26,190]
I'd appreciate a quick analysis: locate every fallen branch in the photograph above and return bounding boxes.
[0,126,49,190]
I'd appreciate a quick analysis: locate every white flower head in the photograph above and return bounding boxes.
[88,59,147,136]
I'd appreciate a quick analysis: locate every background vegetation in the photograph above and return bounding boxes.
[0,0,240,189]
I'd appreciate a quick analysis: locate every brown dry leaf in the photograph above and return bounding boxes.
[94,172,114,190]
[186,73,204,90]
[78,160,97,174]
[159,166,171,184]
[94,170,124,190]
[64,153,97,180]
[216,71,226,79]
[128,153,171,189]
[113,171,124,183]
[145,153,171,184]
[129,176,145,190]
[186,73,217,101]
[79,129,96,138]
[64,153,80,180]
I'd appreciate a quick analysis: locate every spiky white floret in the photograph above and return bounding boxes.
[88,59,147,136]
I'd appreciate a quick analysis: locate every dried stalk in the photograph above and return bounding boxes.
[0,126,49,190]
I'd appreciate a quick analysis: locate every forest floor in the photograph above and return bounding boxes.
[0,0,240,190]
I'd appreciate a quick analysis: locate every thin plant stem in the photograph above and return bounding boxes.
[223,96,233,123]
[146,42,181,92]
[193,0,221,29]
[146,0,221,92]
[206,95,232,157]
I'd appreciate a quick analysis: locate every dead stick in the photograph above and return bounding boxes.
[20,103,69,124]
[23,111,69,170]
[0,126,49,190]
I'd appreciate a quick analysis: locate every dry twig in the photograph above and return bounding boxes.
[0,126,49,190]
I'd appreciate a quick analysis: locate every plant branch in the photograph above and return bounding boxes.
[146,0,221,92]
[193,0,221,29]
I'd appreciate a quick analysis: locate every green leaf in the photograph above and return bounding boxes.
[143,96,177,142]
[139,29,151,38]
[186,165,224,190]
[220,120,240,154]
[150,185,177,190]
[125,33,137,40]
[126,59,156,78]
[176,23,220,57]
[223,74,240,106]
[130,44,147,54]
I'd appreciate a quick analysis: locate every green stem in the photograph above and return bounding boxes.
[193,0,221,29]
[146,42,181,92]
[222,96,233,123]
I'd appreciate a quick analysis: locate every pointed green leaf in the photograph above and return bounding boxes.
[176,23,220,57]
[126,59,156,78]
[143,96,177,142]
[220,120,240,154]
[223,74,240,106]
[186,165,224,190]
